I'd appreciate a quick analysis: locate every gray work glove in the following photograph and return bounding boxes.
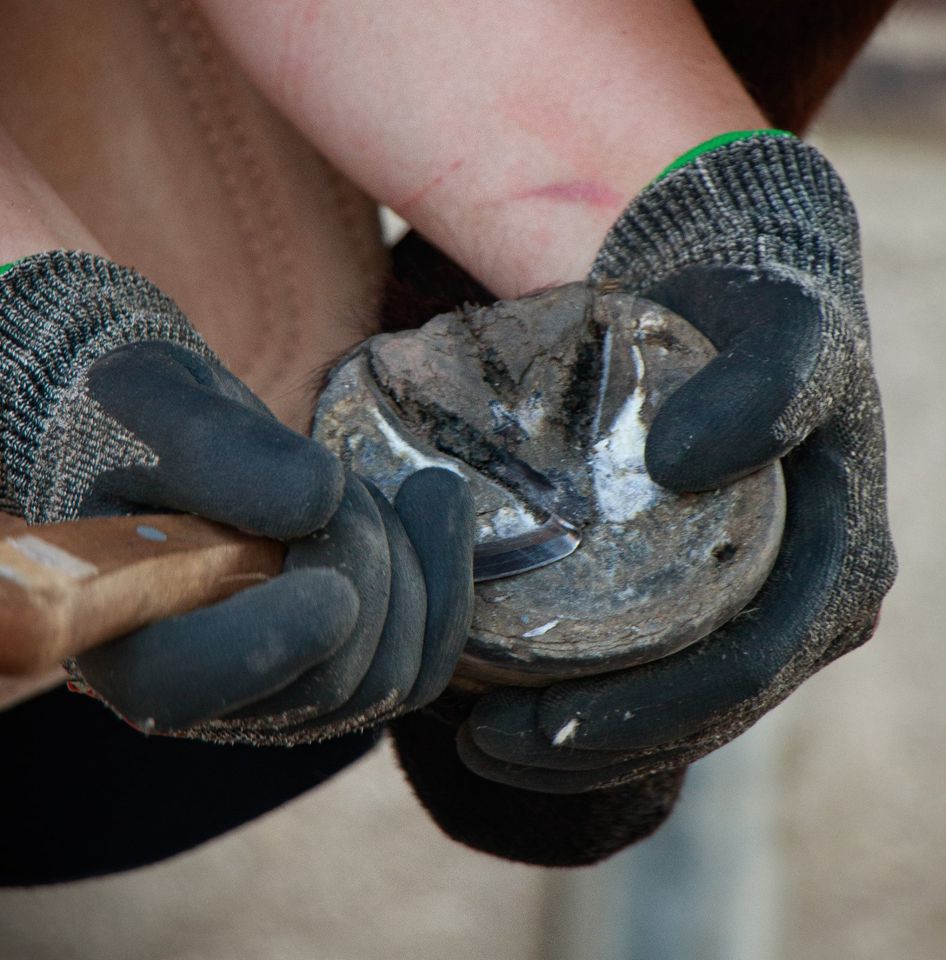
[0,251,474,744]
[457,133,897,792]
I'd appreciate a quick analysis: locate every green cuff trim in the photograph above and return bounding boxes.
[0,262,15,277]
[654,129,795,182]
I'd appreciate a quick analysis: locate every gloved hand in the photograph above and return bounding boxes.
[455,131,897,792]
[0,251,474,744]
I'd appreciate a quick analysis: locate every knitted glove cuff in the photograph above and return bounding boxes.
[0,251,214,513]
[591,135,862,303]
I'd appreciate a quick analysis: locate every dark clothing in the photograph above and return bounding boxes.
[0,686,377,884]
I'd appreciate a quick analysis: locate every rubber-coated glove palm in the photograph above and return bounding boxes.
[0,252,474,743]
[457,133,897,792]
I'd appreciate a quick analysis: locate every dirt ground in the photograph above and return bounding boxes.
[1,9,944,959]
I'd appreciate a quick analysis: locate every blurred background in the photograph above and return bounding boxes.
[1,3,944,957]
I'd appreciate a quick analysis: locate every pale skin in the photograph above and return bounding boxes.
[1,0,766,298]
[0,126,105,261]
[195,0,767,296]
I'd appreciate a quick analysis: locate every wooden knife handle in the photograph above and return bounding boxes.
[0,513,284,675]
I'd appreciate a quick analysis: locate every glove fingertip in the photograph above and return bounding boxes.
[644,379,785,492]
[76,566,360,731]
[264,438,346,537]
[86,343,347,538]
[644,422,737,493]
[281,566,361,640]
[226,433,347,540]
[394,468,476,709]
[396,467,474,517]
[394,467,475,601]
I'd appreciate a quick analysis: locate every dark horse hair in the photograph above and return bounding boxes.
[696,0,899,132]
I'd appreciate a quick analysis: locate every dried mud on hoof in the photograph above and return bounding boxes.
[315,283,784,685]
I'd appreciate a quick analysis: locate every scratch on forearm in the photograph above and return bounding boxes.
[394,158,465,213]
[476,180,623,211]
[506,180,624,208]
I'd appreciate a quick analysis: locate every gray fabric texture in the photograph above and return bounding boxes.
[0,250,214,522]
[591,135,864,454]
[569,135,896,775]
[0,253,471,750]
[459,134,897,792]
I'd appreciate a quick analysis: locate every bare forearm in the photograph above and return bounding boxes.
[0,126,103,264]
[197,0,765,296]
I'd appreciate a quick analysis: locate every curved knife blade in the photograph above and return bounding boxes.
[472,514,581,582]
